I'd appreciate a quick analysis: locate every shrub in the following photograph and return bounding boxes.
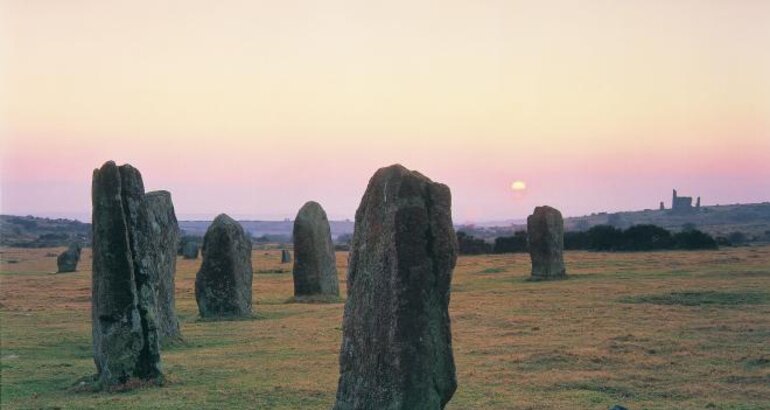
[457,231,493,255]
[673,229,717,250]
[493,231,527,253]
[621,224,674,251]
[586,225,624,251]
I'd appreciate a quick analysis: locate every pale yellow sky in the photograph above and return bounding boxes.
[2,0,769,220]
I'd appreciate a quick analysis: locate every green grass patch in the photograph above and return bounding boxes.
[556,380,637,400]
[476,267,508,274]
[619,291,770,306]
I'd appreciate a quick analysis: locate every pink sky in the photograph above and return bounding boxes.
[2,1,769,222]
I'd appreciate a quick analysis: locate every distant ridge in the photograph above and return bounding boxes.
[3,201,769,246]
[458,202,770,241]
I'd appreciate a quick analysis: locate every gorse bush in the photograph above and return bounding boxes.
[457,231,493,255]
[488,224,720,254]
[493,231,527,253]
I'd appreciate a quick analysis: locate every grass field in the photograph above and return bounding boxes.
[1,246,769,409]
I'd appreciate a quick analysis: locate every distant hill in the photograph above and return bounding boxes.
[0,215,355,247]
[3,202,769,248]
[178,220,354,241]
[458,202,770,243]
[0,215,91,247]
[565,203,770,239]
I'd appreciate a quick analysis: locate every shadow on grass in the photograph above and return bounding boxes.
[194,310,296,322]
[284,295,344,304]
[254,268,290,274]
[475,267,508,275]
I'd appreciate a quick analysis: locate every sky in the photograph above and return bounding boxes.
[1,0,769,223]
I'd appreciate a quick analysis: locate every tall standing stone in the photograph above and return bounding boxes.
[195,214,253,318]
[334,164,457,410]
[144,191,181,341]
[91,161,162,386]
[57,242,82,273]
[281,249,292,264]
[292,201,339,298]
[527,205,567,280]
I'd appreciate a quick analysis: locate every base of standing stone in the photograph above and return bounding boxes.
[71,374,165,393]
[526,274,568,281]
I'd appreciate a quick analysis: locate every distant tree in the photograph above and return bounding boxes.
[715,236,732,247]
[682,223,697,232]
[564,231,589,250]
[586,225,624,251]
[573,220,591,232]
[673,229,718,250]
[727,231,747,245]
[493,231,527,253]
[334,233,353,251]
[607,213,624,229]
[457,231,493,255]
[621,224,674,251]
[177,235,203,255]
[335,233,353,245]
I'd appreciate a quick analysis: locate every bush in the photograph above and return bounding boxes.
[727,231,747,245]
[457,231,492,255]
[564,224,717,252]
[621,224,674,251]
[564,231,589,250]
[586,225,624,251]
[673,230,717,250]
[493,231,527,253]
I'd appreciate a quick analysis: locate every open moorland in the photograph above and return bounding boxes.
[1,246,769,409]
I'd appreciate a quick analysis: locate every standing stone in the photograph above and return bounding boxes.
[195,214,253,318]
[57,242,82,273]
[334,164,457,410]
[91,161,162,386]
[527,205,567,280]
[292,201,339,298]
[181,241,199,259]
[144,191,181,342]
[280,249,292,264]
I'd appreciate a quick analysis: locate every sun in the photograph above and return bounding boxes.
[511,180,527,191]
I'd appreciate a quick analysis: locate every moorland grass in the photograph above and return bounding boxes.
[1,246,769,409]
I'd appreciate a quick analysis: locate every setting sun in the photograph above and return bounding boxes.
[511,180,527,191]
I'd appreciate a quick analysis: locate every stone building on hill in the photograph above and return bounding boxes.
[670,189,701,213]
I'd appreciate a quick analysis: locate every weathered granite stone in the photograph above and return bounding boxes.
[144,191,181,341]
[527,205,567,280]
[194,214,253,318]
[181,241,199,259]
[281,249,292,264]
[292,201,338,297]
[334,164,458,410]
[57,242,82,273]
[91,161,162,386]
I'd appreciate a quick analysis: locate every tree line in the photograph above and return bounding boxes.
[457,224,719,255]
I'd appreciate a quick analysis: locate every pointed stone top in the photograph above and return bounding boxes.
[371,163,432,182]
[531,205,562,217]
[212,213,238,226]
[297,201,328,220]
[145,190,172,199]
